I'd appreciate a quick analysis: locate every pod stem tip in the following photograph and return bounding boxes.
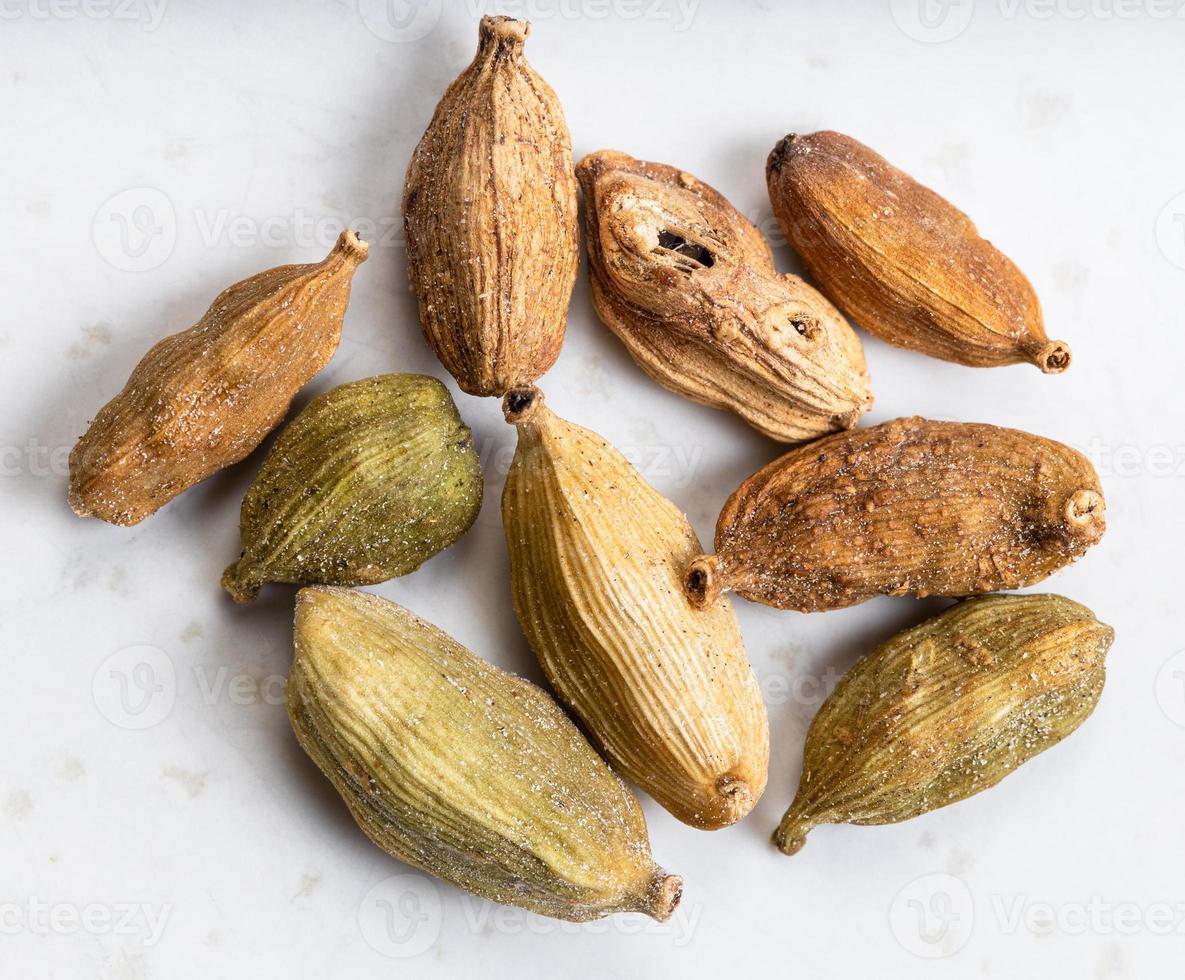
[642,870,683,922]
[502,385,543,425]
[1035,340,1071,374]
[333,228,369,264]
[1064,488,1105,538]
[772,812,812,856]
[221,559,263,604]
[684,555,723,609]
[479,15,529,48]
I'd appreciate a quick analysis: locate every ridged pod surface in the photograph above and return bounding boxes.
[222,375,482,602]
[402,16,578,396]
[686,417,1105,613]
[501,386,769,829]
[766,131,1070,373]
[290,587,682,922]
[775,594,1114,855]
[69,231,368,525]
[578,150,872,442]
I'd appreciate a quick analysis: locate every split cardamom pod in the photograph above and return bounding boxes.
[501,386,769,829]
[686,417,1105,613]
[221,374,482,603]
[402,16,578,396]
[766,131,1070,373]
[290,586,682,922]
[69,231,368,526]
[577,150,872,443]
[774,593,1114,855]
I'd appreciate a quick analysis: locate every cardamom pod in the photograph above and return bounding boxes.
[69,231,368,526]
[686,417,1105,612]
[501,386,769,829]
[578,150,872,442]
[774,593,1114,855]
[766,131,1070,373]
[290,586,682,922]
[221,374,481,603]
[402,16,578,396]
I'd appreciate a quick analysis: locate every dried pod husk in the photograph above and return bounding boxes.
[686,417,1105,613]
[402,16,578,396]
[577,150,872,443]
[221,374,482,603]
[766,131,1070,373]
[501,386,769,829]
[774,593,1114,855]
[68,231,368,525]
[290,586,682,922]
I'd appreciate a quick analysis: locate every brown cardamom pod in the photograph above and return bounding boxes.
[686,417,1105,612]
[577,150,872,442]
[502,386,769,829]
[402,16,578,396]
[775,593,1113,855]
[69,231,368,526]
[766,131,1071,373]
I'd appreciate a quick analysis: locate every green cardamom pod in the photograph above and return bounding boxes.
[222,374,482,602]
[289,586,683,922]
[775,593,1113,856]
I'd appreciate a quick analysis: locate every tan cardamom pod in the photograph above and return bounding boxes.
[767,131,1071,373]
[577,150,872,443]
[774,593,1114,855]
[290,586,682,922]
[686,417,1105,613]
[222,374,482,603]
[402,16,578,396]
[501,386,769,830]
[68,231,368,526]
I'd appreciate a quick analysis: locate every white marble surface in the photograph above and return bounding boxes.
[3,1,1183,977]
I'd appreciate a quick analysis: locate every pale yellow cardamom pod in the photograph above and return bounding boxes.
[501,386,770,830]
[775,593,1114,855]
[290,586,682,922]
